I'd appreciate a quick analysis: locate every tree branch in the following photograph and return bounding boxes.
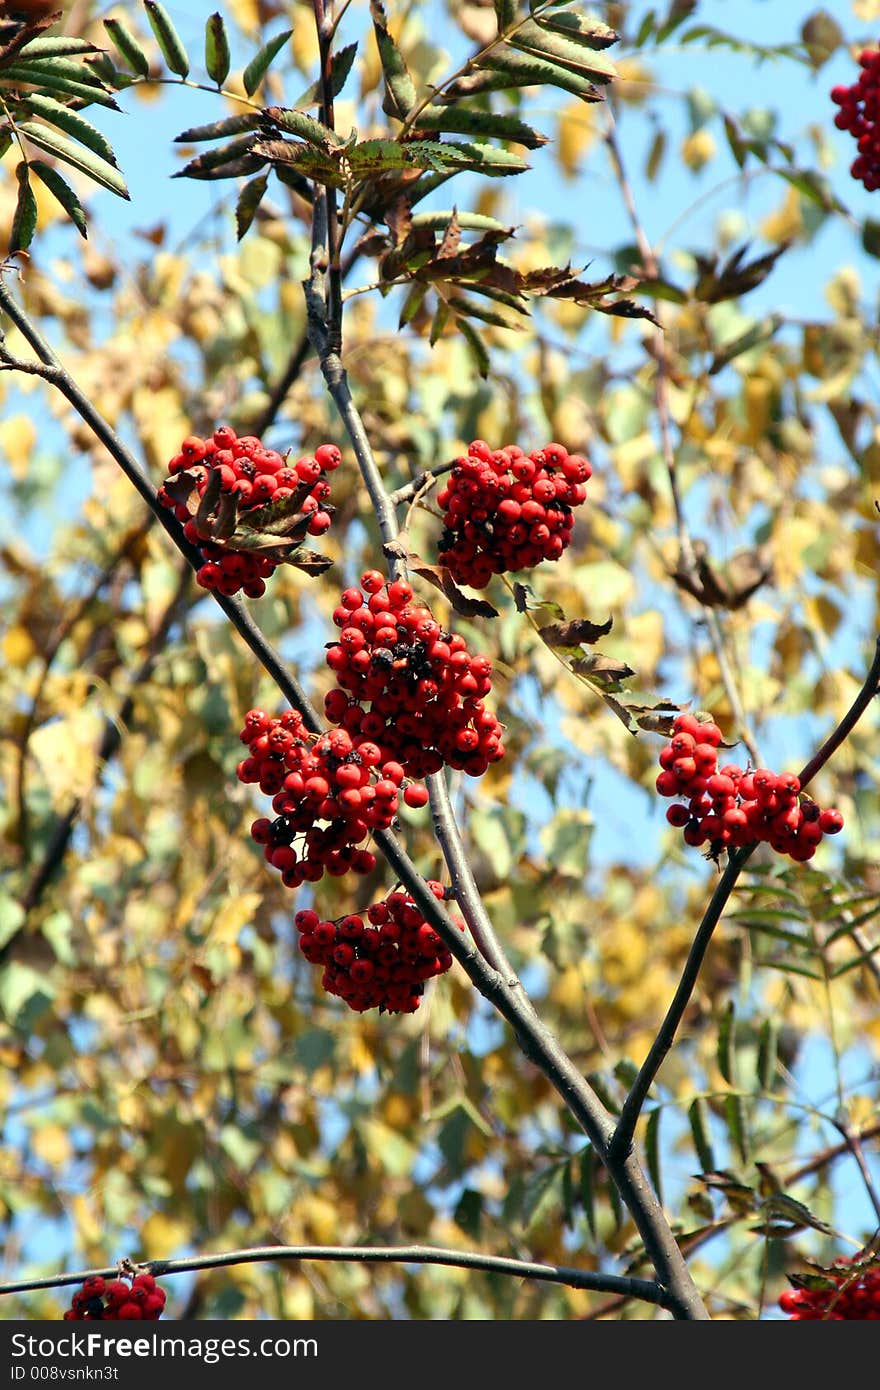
[0,1243,675,1311]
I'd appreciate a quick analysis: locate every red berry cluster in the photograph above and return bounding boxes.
[436,438,592,588]
[832,51,880,190]
[324,572,505,778]
[63,1273,166,1321]
[238,705,417,891]
[295,882,462,1014]
[157,426,341,596]
[779,1262,880,1319]
[656,713,844,861]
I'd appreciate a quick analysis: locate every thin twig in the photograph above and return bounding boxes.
[0,1243,674,1311]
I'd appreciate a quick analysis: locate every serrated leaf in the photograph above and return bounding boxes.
[457,49,605,103]
[717,1000,735,1085]
[174,134,264,180]
[205,13,231,87]
[18,37,102,59]
[410,210,514,238]
[370,0,416,118]
[102,18,150,77]
[175,113,262,143]
[10,162,37,253]
[262,105,340,149]
[510,18,617,82]
[249,139,341,186]
[144,1,190,78]
[235,170,269,240]
[756,1019,777,1090]
[17,121,129,198]
[0,55,105,88]
[688,1097,715,1173]
[0,63,121,110]
[20,93,118,166]
[441,138,530,174]
[494,0,518,26]
[242,27,292,97]
[536,12,619,49]
[29,160,87,237]
[412,105,548,149]
[285,546,334,576]
[645,1108,662,1205]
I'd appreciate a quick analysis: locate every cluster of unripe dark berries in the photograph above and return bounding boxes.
[157,426,341,596]
[295,882,462,1014]
[779,1262,880,1319]
[832,50,880,190]
[436,438,591,588]
[656,713,844,861]
[63,1273,166,1320]
[324,572,505,778]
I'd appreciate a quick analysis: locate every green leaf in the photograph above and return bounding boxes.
[370,0,416,118]
[457,316,490,377]
[17,121,130,198]
[0,63,121,110]
[688,1097,715,1172]
[510,18,618,82]
[479,47,605,102]
[235,170,269,240]
[174,134,264,180]
[398,281,428,327]
[410,209,514,235]
[102,17,151,78]
[724,1093,749,1164]
[29,160,87,238]
[296,42,357,108]
[447,294,521,331]
[645,1107,663,1205]
[144,1,190,78]
[242,27,292,97]
[175,113,262,143]
[8,166,38,252]
[0,897,25,952]
[204,12,231,87]
[756,1019,778,1090]
[494,0,518,27]
[412,105,549,148]
[262,105,340,149]
[717,999,735,1085]
[579,1145,597,1236]
[536,12,619,49]
[20,93,119,166]
[0,56,106,88]
[18,37,102,59]
[436,138,530,175]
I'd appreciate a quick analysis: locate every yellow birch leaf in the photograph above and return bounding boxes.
[140,1211,189,1258]
[556,101,597,179]
[2,625,36,667]
[31,1123,73,1168]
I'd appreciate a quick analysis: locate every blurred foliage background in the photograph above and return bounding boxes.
[1,0,879,1319]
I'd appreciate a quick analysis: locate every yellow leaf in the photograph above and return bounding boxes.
[30,709,103,807]
[0,415,37,480]
[140,1211,189,1258]
[681,130,716,172]
[760,187,803,244]
[71,1194,104,1248]
[2,625,36,667]
[31,1123,73,1168]
[556,101,597,179]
